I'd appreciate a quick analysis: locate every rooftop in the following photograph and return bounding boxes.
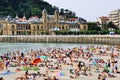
[99,16,109,21]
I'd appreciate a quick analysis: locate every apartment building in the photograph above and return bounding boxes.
[109,9,120,28]
[97,16,109,29]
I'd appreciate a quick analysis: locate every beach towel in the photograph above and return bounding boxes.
[57,72,65,77]
[92,61,96,66]
[0,71,15,76]
[0,58,2,62]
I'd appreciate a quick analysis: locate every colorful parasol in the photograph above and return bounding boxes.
[32,58,42,64]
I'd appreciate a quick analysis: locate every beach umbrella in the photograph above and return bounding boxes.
[31,58,43,65]
[33,58,42,64]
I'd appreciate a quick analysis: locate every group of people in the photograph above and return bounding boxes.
[0,57,9,71]
[0,45,120,80]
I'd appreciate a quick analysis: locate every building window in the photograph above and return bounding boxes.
[37,25,39,29]
[60,26,62,29]
[67,26,69,29]
[41,26,43,29]
[44,26,46,30]
[11,25,15,30]
[50,25,52,29]
[84,26,86,29]
[17,31,20,35]
[34,26,36,29]
[66,26,68,29]
[12,31,14,35]
[26,25,30,29]
[62,26,64,29]
[0,23,2,27]
[28,25,31,29]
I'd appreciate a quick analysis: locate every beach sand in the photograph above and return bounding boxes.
[1,56,120,80]
[1,46,120,80]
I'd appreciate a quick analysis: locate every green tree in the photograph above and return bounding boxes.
[88,22,101,31]
[7,6,15,16]
[0,0,63,18]
[99,30,109,35]
[31,8,42,17]
[60,8,64,15]
[102,22,108,30]
[18,8,24,17]
[107,21,118,30]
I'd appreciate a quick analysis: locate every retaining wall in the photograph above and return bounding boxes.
[0,35,120,45]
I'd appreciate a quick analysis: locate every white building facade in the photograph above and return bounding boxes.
[109,9,120,29]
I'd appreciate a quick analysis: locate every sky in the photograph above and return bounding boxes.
[44,0,120,22]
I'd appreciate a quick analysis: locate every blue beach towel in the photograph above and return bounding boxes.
[0,71,15,76]
[92,61,96,66]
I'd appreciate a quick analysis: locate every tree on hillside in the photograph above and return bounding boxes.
[60,8,64,15]
[31,8,42,17]
[0,0,77,19]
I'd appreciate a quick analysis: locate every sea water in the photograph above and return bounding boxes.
[0,42,110,55]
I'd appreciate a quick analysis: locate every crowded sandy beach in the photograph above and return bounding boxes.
[0,45,120,80]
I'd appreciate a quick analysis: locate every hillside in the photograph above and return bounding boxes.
[0,0,76,18]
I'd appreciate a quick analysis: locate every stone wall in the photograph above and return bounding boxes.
[0,35,120,45]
